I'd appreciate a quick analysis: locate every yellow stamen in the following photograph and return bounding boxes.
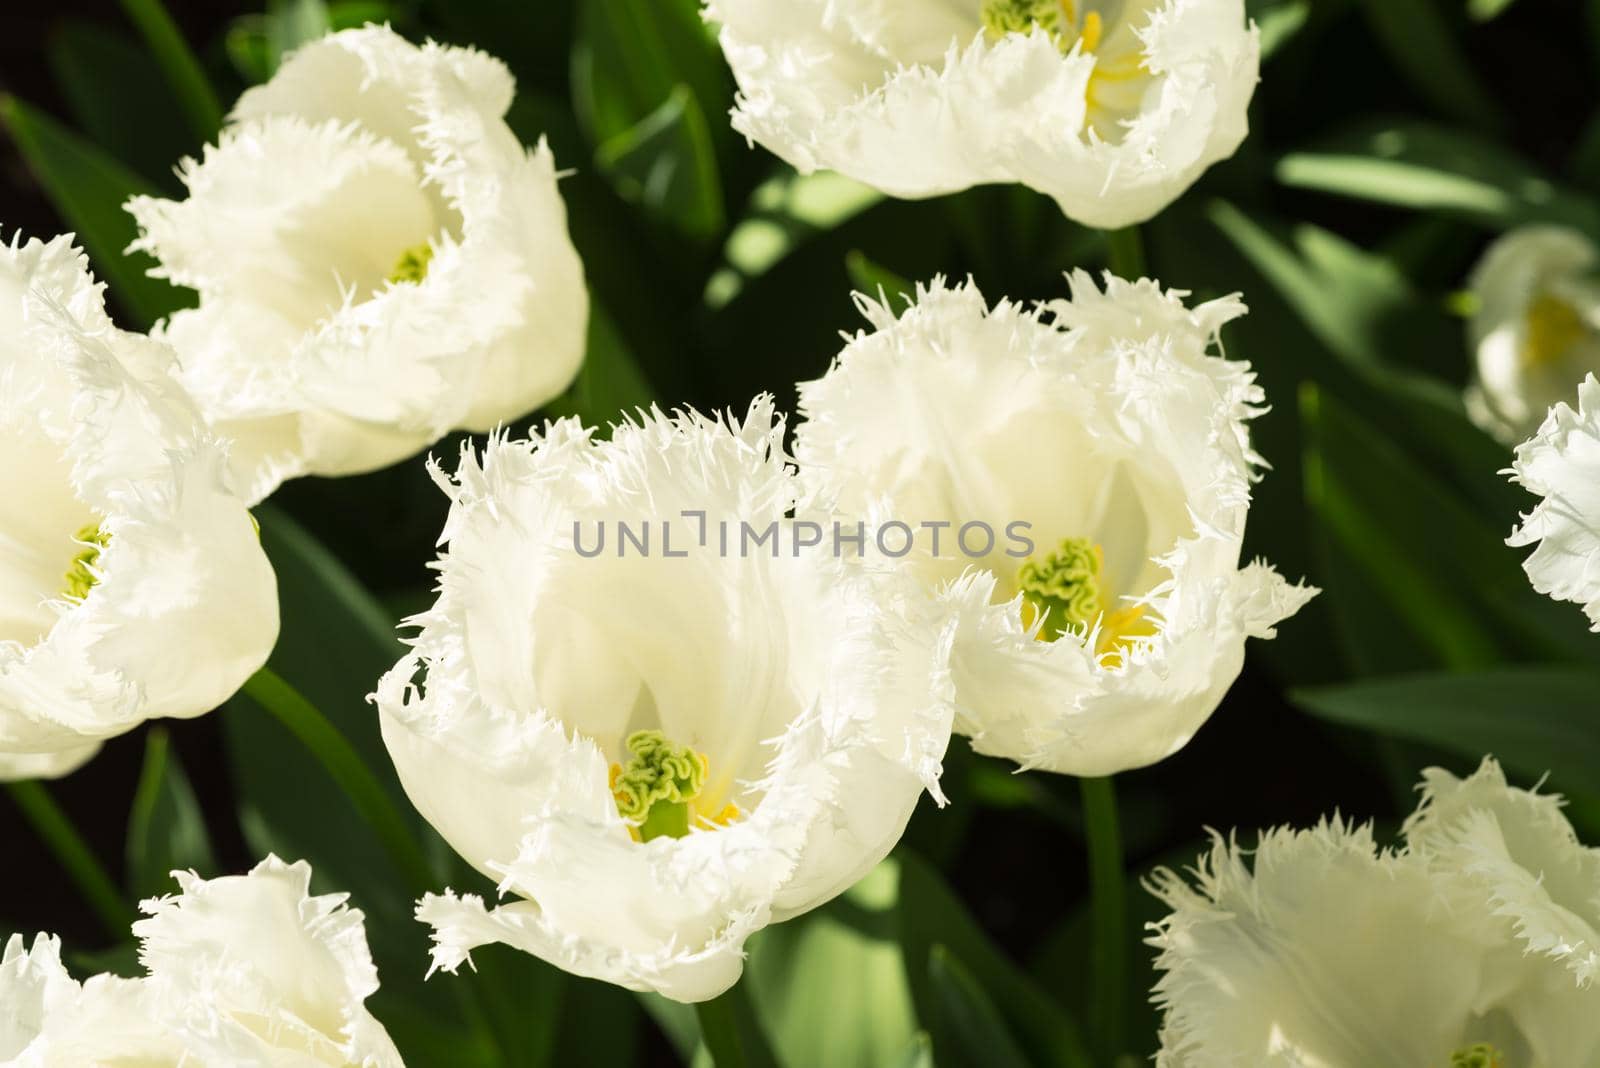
[1522,293,1586,371]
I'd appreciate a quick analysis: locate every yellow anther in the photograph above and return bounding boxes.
[1080,10,1103,52]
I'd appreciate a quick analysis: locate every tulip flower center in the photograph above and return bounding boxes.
[62,522,110,601]
[1018,536,1156,663]
[610,730,739,842]
[1449,1044,1504,1068]
[1522,292,1585,370]
[387,242,435,286]
[980,0,1102,53]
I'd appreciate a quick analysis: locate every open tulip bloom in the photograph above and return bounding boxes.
[126,26,589,504]
[795,273,1314,776]
[1148,758,1600,1066]
[1466,226,1600,444]
[0,234,277,781]
[702,0,1259,228]
[372,398,969,1002]
[0,857,403,1065]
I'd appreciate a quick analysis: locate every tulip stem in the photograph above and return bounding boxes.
[6,780,134,941]
[241,667,437,896]
[695,981,781,1068]
[1080,774,1127,1061]
[1104,226,1146,280]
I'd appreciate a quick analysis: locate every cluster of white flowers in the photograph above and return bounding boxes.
[1148,758,1600,1066]
[1,857,403,1066]
[370,274,1309,1001]
[6,3,1598,1061]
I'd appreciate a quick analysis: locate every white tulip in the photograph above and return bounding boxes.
[0,234,277,781]
[1466,226,1600,443]
[127,25,589,504]
[2,857,404,1066]
[702,0,1259,228]
[372,398,967,1003]
[794,273,1314,776]
[1507,374,1600,630]
[1148,758,1600,1067]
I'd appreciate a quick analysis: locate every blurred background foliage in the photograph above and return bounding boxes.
[4,0,1600,1064]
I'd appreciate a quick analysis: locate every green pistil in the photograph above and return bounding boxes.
[981,0,1067,39]
[388,242,435,285]
[612,730,707,842]
[63,523,110,601]
[1450,1044,1503,1068]
[1017,536,1103,642]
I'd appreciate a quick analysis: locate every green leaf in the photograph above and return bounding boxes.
[1354,0,1504,133]
[893,1034,934,1068]
[926,946,1031,1068]
[844,251,914,308]
[746,864,918,1068]
[705,169,883,309]
[596,86,725,240]
[1467,0,1518,21]
[126,728,217,902]
[1277,121,1600,234]
[572,0,727,149]
[1251,0,1312,58]
[544,298,657,429]
[893,852,1092,1068]
[227,0,380,84]
[1294,668,1600,794]
[1301,384,1527,671]
[1209,199,1460,378]
[47,20,194,187]
[117,0,223,142]
[240,668,435,895]
[695,981,781,1068]
[220,505,418,929]
[0,96,188,329]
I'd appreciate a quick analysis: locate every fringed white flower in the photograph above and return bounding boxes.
[702,0,1259,228]
[127,25,589,503]
[1147,758,1600,1067]
[794,273,1314,777]
[2,857,404,1066]
[372,397,966,1003]
[0,234,277,781]
[1466,226,1600,443]
[1507,374,1600,630]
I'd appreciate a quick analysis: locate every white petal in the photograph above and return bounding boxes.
[1508,374,1600,629]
